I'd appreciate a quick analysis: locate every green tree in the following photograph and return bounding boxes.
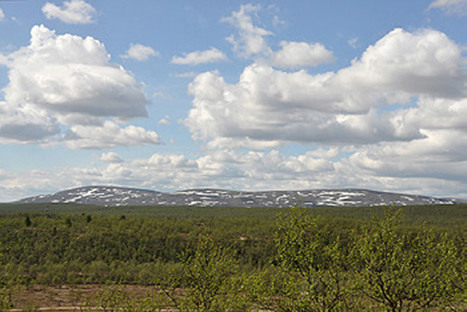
[273,206,358,311]
[163,234,249,312]
[25,215,32,227]
[356,207,462,311]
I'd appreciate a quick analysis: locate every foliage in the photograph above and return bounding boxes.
[0,204,464,310]
[162,234,250,311]
[355,207,464,311]
[250,206,464,311]
[272,206,358,311]
[87,285,167,312]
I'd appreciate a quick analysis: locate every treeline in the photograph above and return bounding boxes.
[0,206,465,311]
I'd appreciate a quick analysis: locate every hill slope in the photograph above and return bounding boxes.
[16,186,456,207]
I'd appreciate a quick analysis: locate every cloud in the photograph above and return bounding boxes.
[63,121,161,149]
[346,129,467,183]
[222,4,272,58]
[348,37,358,49]
[42,0,96,24]
[171,47,227,65]
[139,153,198,169]
[428,0,467,16]
[121,44,159,61]
[1,150,336,201]
[272,15,285,27]
[100,152,123,163]
[0,25,160,148]
[184,64,405,147]
[0,9,5,21]
[0,101,59,143]
[158,115,170,125]
[337,28,464,98]
[173,71,197,78]
[5,25,149,120]
[271,41,334,68]
[395,97,467,132]
[185,28,465,149]
[3,146,466,202]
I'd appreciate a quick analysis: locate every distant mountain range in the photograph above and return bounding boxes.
[16,186,459,207]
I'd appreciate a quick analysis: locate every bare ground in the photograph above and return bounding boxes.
[8,284,165,311]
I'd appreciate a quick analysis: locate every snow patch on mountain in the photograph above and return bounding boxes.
[15,186,457,207]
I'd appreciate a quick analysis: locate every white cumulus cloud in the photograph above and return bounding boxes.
[121,44,159,61]
[0,9,5,21]
[337,28,464,99]
[171,48,227,65]
[271,41,334,68]
[4,25,149,120]
[42,0,96,24]
[0,25,160,149]
[185,28,465,149]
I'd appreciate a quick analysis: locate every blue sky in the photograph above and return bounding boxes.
[0,0,466,201]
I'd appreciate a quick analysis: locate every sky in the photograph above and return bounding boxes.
[0,0,466,202]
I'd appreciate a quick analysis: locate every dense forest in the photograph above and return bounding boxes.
[0,204,465,311]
